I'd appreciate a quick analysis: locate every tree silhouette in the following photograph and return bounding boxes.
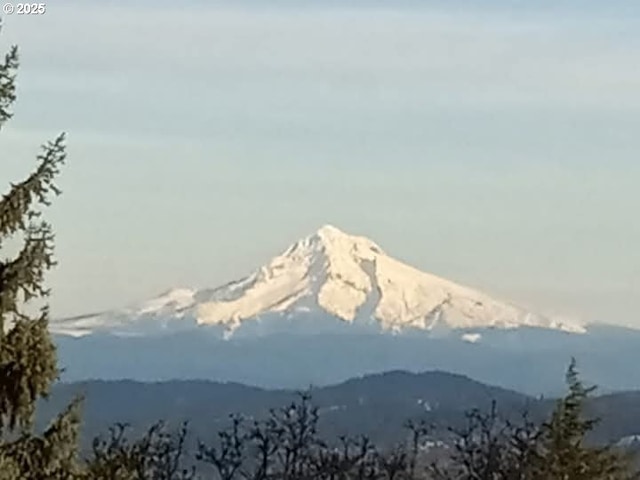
[0,27,81,479]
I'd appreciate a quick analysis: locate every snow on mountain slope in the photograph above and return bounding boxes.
[52,288,199,337]
[52,225,585,337]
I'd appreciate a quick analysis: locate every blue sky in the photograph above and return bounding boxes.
[1,1,639,326]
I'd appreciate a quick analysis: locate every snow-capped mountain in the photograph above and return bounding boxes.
[52,225,585,337]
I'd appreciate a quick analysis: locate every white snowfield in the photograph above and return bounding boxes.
[52,225,585,337]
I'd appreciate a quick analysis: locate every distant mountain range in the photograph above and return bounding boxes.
[49,225,640,395]
[40,370,640,451]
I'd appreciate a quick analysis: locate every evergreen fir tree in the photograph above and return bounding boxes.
[0,28,82,479]
[534,358,638,480]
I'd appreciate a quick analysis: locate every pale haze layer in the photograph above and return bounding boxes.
[1,1,639,327]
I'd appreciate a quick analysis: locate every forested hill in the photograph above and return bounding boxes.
[37,370,640,449]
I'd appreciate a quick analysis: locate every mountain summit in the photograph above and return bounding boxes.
[53,225,585,337]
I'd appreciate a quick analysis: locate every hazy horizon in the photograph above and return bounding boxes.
[1,1,639,327]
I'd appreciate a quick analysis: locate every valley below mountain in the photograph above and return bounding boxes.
[53,324,640,397]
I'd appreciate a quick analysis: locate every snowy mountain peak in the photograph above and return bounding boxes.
[315,223,379,246]
[285,224,385,259]
[316,223,344,237]
[52,225,586,337]
[315,224,379,247]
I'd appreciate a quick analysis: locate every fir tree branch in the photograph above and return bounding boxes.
[0,39,18,130]
[0,220,56,322]
[0,133,66,244]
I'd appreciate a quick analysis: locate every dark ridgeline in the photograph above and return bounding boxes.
[41,370,533,449]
